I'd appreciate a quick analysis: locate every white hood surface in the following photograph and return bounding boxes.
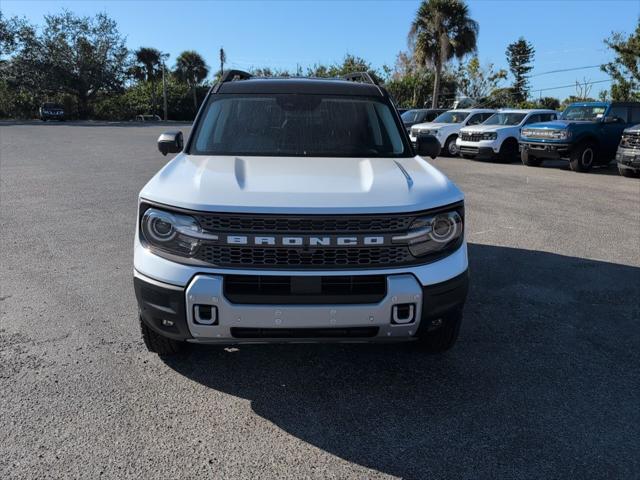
[460,124,513,133]
[140,154,463,214]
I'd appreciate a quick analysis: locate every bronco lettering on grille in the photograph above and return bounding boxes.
[223,235,390,247]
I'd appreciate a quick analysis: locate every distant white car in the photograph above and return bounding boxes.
[409,109,496,156]
[457,109,559,162]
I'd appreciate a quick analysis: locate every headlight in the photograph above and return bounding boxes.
[482,132,497,140]
[140,207,206,256]
[393,210,464,257]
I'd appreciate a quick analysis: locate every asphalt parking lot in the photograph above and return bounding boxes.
[1,122,639,479]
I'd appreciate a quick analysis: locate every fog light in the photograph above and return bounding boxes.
[161,319,174,327]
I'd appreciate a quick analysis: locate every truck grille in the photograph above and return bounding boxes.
[460,132,483,142]
[194,213,412,233]
[194,244,415,269]
[621,132,640,149]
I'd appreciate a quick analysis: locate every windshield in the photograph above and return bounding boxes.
[561,105,606,121]
[191,94,408,157]
[401,110,419,122]
[433,111,468,124]
[484,113,527,126]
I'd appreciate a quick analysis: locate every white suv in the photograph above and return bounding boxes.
[134,71,469,355]
[457,109,559,162]
[409,109,496,156]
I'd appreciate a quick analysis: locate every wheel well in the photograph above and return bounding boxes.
[501,137,519,148]
[576,135,599,149]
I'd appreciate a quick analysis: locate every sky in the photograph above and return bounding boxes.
[2,0,639,100]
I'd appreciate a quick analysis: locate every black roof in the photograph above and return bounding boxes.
[217,78,384,97]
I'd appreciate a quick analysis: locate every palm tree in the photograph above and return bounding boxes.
[131,47,162,114]
[174,50,209,111]
[409,0,478,108]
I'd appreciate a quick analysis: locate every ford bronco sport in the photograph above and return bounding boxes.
[616,124,640,178]
[519,101,640,172]
[134,71,469,355]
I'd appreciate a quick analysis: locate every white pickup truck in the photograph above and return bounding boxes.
[133,71,469,355]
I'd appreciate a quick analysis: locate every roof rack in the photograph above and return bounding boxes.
[212,69,253,93]
[342,72,377,85]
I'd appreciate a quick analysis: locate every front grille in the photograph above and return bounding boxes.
[460,132,483,142]
[621,133,640,149]
[230,327,379,339]
[224,274,386,304]
[195,244,415,269]
[194,213,412,233]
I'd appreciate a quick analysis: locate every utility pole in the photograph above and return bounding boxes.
[161,52,169,121]
[219,47,226,79]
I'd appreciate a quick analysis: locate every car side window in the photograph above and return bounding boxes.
[524,114,540,125]
[466,113,484,125]
[607,106,629,123]
[426,112,437,121]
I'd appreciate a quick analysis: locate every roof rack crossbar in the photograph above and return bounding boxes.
[212,69,253,93]
[342,72,377,85]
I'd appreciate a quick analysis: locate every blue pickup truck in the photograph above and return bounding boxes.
[519,101,640,172]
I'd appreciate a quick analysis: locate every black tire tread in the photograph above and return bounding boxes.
[521,149,542,167]
[140,316,182,355]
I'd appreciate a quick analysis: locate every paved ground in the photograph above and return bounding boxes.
[1,123,639,479]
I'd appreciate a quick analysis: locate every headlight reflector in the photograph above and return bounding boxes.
[394,210,464,257]
[140,208,203,256]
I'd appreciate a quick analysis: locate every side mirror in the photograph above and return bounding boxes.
[157,131,184,156]
[415,134,440,159]
[603,116,621,124]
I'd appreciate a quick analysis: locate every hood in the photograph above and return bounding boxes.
[140,154,463,214]
[525,119,593,130]
[413,122,452,130]
[460,124,512,133]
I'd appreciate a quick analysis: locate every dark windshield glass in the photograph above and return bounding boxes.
[191,94,408,157]
[433,111,468,124]
[561,105,606,121]
[401,110,420,122]
[484,113,527,126]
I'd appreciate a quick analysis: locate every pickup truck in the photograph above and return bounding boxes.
[133,71,469,355]
[616,124,640,177]
[519,101,640,172]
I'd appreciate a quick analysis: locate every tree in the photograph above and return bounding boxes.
[131,47,162,114]
[307,54,383,83]
[536,96,561,110]
[174,50,209,111]
[219,47,226,77]
[505,37,535,103]
[409,0,478,108]
[456,56,506,101]
[601,20,640,101]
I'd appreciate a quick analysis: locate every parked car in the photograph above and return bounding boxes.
[136,114,162,122]
[409,109,496,157]
[397,108,410,116]
[401,108,446,134]
[39,103,65,121]
[616,124,640,177]
[457,109,558,162]
[134,70,468,355]
[519,101,640,172]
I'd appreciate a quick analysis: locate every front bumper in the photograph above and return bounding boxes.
[520,141,572,159]
[457,139,498,159]
[135,269,469,344]
[616,147,640,170]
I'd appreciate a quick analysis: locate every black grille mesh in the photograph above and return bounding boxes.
[194,213,412,233]
[194,245,415,269]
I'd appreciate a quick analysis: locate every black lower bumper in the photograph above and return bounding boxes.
[520,141,571,159]
[617,149,640,170]
[460,145,496,159]
[134,270,469,342]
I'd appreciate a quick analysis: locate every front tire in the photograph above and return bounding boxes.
[498,138,519,163]
[139,315,183,355]
[415,307,463,353]
[521,149,542,167]
[569,142,596,172]
[443,135,459,157]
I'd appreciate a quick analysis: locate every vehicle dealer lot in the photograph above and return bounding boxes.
[1,123,639,479]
